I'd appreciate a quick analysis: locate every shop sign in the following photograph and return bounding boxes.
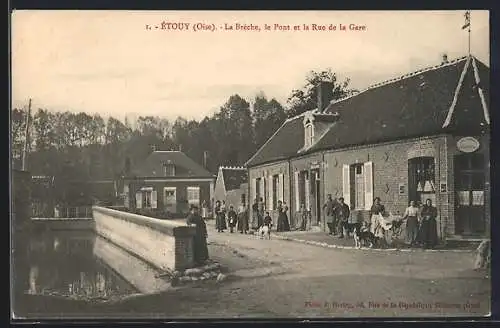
[457,137,480,153]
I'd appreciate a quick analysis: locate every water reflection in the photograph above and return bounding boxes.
[15,230,137,301]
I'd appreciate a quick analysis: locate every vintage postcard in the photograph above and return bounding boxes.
[10,10,491,320]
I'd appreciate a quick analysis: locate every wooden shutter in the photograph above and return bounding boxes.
[278,174,284,203]
[342,164,351,208]
[151,190,158,209]
[304,173,310,210]
[294,171,300,211]
[259,177,265,202]
[252,178,257,202]
[364,161,373,210]
[268,175,273,210]
[135,192,142,209]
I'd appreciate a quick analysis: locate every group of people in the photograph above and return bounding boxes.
[322,194,351,237]
[401,198,439,248]
[321,194,439,249]
[214,200,251,234]
[213,197,291,234]
[369,197,439,249]
[186,194,441,267]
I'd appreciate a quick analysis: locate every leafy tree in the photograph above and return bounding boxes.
[253,94,287,149]
[286,69,357,117]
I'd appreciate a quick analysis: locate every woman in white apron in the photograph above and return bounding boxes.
[369,197,386,239]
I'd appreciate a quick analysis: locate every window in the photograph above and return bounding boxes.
[352,164,365,210]
[163,164,175,176]
[296,171,309,210]
[342,162,373,210]
[304,122,314,148]
[272,175,279,210]
[408,157,435,204]
[163,187,177,212]
[255,177,262,201]
[143,190,152,208]
[187,187,200,207]
[136,187,157,209]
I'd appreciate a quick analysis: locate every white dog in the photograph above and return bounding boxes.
[258,225,271,239]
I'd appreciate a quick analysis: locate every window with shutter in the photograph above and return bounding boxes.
[363,161,373,210]
[342,164,351,208]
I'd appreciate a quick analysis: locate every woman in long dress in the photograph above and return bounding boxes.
[403,200,420,246]
[186,205,209,265]
[369,197,385,239]
[419,199,438,248]
[251,199,259,230]
[276,201,291,232]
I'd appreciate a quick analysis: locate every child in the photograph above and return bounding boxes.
[264,211,272,229]
[227,205,237,233]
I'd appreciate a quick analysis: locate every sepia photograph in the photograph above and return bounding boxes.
[10,10,490,319]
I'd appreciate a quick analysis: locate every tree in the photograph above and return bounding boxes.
[253,94,287,149]
[286,69,357,117]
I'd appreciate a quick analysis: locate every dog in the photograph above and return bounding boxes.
[258,224,271,240]
[474,239,491,270]
[353,222,376,249]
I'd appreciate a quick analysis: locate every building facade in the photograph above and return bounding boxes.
[214,166,248,208]
[123,151,215,218]
[245,55,490,240]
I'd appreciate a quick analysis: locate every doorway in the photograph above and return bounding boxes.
[454,153,486,236]
[311,169,321,225]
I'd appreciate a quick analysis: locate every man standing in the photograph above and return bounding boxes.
[336,197,350,238]
[323,194,337,235]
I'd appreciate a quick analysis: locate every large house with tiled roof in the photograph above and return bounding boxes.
[123,150,215,217]
[245,55,490,240]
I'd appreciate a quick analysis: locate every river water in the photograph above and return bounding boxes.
[12,229,138,305]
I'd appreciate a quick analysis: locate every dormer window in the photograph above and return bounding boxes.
[304,119,314,148]
[163,164,175,176]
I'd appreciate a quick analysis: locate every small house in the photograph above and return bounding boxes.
[123,151,215,218]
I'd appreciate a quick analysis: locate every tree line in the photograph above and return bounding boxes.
[12,69,356,182]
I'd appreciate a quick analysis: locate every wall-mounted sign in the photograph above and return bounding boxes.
[457,137,480,153]
[398,183,405,195]
[440,183,447,193]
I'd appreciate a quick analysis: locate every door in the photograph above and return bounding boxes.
[163,187,177,214]
[454,154,486,236]
[312,169,321,225]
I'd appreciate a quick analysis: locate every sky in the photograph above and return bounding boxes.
[11,10,490,122]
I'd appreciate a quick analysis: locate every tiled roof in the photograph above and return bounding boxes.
[130,151,214,178]
[246,55,489,167]
[245,113,307,167]
[220,167,248,191]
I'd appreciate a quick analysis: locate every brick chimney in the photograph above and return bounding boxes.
[317,81,334,112]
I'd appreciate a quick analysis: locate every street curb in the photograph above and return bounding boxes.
[271,234,474,253]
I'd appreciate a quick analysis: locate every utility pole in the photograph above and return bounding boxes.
[21,98,32,171]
